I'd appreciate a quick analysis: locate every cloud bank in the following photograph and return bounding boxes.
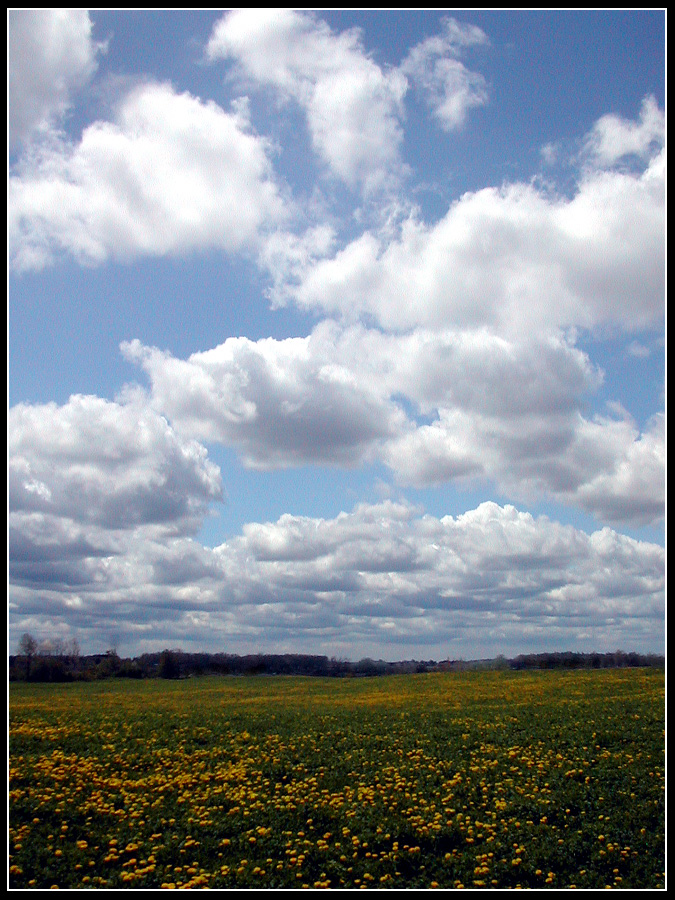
[8,497,665,660]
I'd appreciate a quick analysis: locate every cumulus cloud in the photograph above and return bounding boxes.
[402,17,489,131]
[8,9,102,147]
[8,82,285,271]
[121,330,407,469]
[8,392,226,650]
[286,140,664,334]
[8,500,665,659]
[121,322,663,527]
[8,394,222,533]
[386,407,665,527]
[9,513,121,592]
[323,325,601,418]
[207,9,408,193]
[204,500,666,658]
[568,412,665,525]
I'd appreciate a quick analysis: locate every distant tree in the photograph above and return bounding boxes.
[18,632,38,656]
[95,649,121,679]
[49,638,67,657]
[117,658,143,679]
[158,649,180,679]
[18,632,38,680]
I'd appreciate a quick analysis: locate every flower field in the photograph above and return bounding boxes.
[9,669,665,889]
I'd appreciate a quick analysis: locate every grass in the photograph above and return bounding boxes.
[9,668,665,889]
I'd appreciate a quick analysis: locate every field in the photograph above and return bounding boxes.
[9,669,665,889]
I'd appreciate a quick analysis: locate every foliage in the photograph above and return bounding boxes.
[9,669,665,889]
[9,640,665,682]
[157,650,180,680]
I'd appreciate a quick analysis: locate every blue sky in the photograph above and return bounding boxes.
[8,10,665,661]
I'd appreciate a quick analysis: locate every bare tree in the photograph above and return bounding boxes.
[18,632,38,680]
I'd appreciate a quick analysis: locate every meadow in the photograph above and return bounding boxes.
[9,669,665,889]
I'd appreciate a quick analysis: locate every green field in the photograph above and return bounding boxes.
[9,669,665,889]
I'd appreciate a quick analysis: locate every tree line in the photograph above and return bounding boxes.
[8,633,665,682]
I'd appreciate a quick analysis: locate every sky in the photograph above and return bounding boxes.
[8,9,665,662]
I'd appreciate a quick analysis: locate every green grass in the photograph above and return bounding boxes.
[9,669,665,889]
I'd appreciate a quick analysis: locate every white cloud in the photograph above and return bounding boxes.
[258,224,337,306]
[224,500,664,657]
[569,412,665,525]
[122,322,663,527]
[287,137,664,335]
[402,17,489,131]
[9,9,102,147]
[207,9,408,194]
[420,352,659,521]
[8,82,285,271]
[9,499,665,659]
[584,95,665,167]
[7,388,228,645]
[326,326,601,418]
[122,330,407,469]
[8,393,222,533]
